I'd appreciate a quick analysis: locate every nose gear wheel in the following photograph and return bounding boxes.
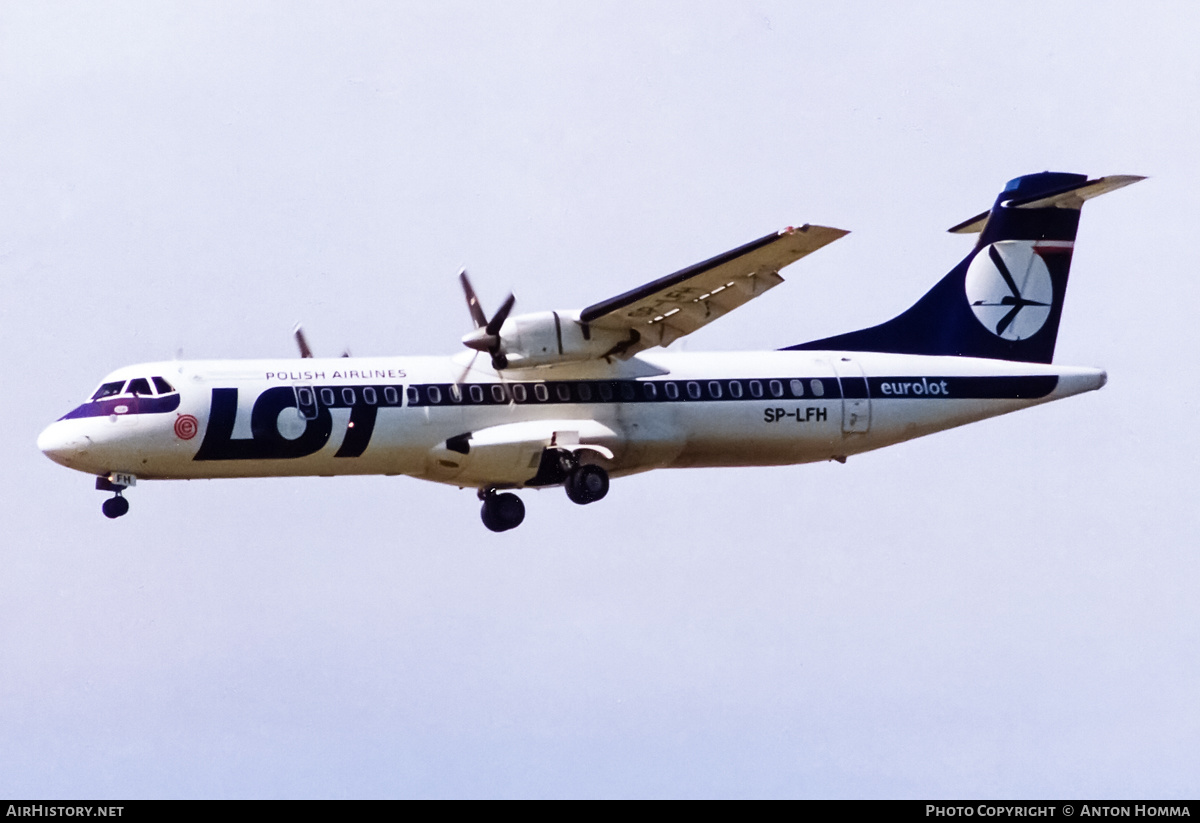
[101,494,129,519]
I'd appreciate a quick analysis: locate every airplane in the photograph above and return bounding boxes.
[37,171,1142,531]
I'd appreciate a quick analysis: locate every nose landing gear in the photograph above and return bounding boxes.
[101,495,129,519]
[96,474,133,519]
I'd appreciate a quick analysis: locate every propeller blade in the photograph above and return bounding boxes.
[293,324,313,358]
[487,293,516,336]
[459,268,488,329]
[456,350,481,385]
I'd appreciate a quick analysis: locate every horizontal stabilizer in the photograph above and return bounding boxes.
[948,174,1145,234]
[1008,174,1145,210]
[947,210,991,235]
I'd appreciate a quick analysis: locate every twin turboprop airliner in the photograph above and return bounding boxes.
[37,171,1141,531]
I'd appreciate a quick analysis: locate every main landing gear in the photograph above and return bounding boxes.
[564,464,609,505]
[477,462,611,532]
[479,488,526,533]
[529,449,611,507]
[96,475,131,519]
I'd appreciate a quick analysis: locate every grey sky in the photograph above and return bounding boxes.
[2,1,1197,798]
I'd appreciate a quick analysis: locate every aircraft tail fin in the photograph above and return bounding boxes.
[785,172,1143,363]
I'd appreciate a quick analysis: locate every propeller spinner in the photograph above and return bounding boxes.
[459,269,515,371]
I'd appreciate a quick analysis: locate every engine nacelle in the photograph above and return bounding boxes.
[496,310,640,368]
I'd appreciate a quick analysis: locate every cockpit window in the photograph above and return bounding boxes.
[91,381,126,400]
[152,376,175,394]
[127,378,152,396]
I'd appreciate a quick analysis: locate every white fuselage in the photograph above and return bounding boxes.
[38,350,1106,490]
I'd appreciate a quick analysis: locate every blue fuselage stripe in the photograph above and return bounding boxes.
[59,375,1058,422]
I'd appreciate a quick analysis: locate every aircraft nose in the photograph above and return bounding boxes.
[37,421,91,467]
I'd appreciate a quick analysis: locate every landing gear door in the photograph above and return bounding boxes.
[294,386,319,421]
[832,357,871,433]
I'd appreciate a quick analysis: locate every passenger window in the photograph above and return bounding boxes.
[664,382,679,400]
[769,380,784,398]
[556,384,571,402]
[642,382,658,400]
[534,384,549,402]
[577,383,592,402]
[598,383,613,402]
[729,381,743,398]
[708,381,722,399]
[363,387,378,405]
[342,387,356,405]
[427,386,442,404]
[321,388,336,406]
[686,382,701,400]
[448,384,462,403]
[811,379,825,397]
[790,379,805,397]
[405,387,419,405]
[384,386,399,405]
[91,381,126,400]
[469,385,484,403]
[491,384,507,402]
[620,382,635,401]
[152,376,175,394]
[748,380,763,398]
[127,378,152,396]
[512,384,527,402]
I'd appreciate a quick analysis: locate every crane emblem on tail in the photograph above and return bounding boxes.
[965,241,1054,341]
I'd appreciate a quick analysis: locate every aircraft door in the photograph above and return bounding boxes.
[293,386,319,420]
[832,357,871,433]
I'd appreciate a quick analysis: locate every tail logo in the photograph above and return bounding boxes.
[965,241,1053,341]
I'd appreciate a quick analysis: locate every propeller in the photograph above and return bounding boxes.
[293,322,351,358]
[459,269,515,371]
[293,323,313,358]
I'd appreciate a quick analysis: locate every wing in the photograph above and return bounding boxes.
[579,224,849,357]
